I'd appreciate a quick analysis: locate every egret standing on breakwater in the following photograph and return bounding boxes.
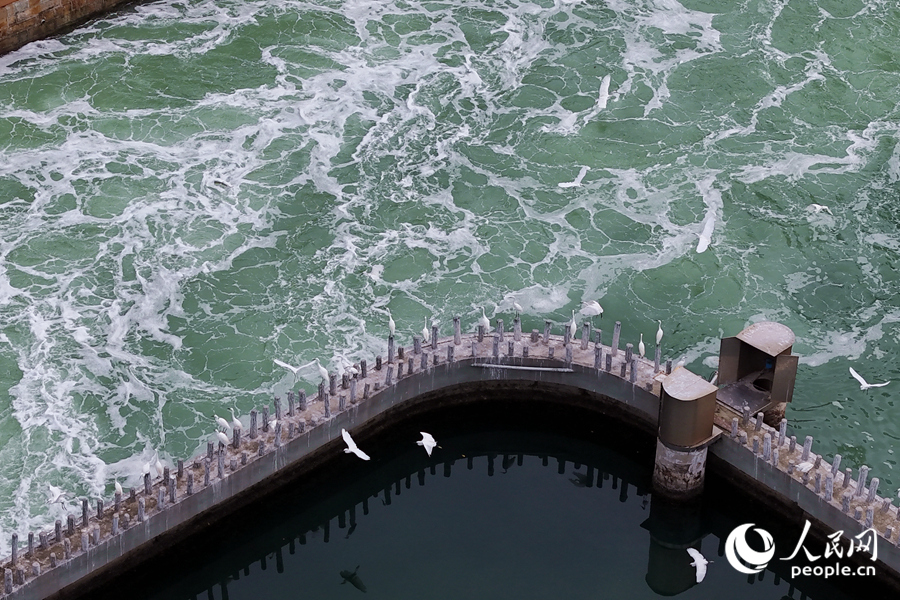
[513,301,523,319]
[422,317,430,343]
[315,359,329,385]
[216,430,229,447]
[229,408,243,431]
[387,309,395,337]
[213,414,229,432]
[657,320,664,346]
[479,307,490,332]
[638,334,645,358]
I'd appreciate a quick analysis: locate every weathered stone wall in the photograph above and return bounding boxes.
[0,0,127,55]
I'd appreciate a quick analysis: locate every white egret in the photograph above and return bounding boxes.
[639,333,645,358]
[114,479,123,496]
[229,407,243,431]
[686,547,708,583]
[47,484,69,506]
[387,309,396,337]
[273,358,304,380]
[581,301,603,318]
[696,216,715,253]
[316,359,329,384]
[213,414,230,432]
[581,301,603,328]
[342,429,370,461]
[154,453,163,479]
[558,165,590,188]
[808,203,833,215]
[569,310,578,338]
[216,430,229,447]
[422,317,430,343]
[142,460,150,477]
[596,74,611,111]
[479,307,491,331]
[656,320,663,346]
[513,301,523,318]
[849,367,889,391]
[417,432,439,456]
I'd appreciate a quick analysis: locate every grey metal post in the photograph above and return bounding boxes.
[497,319,504,343]
[513,317,521,342]
[543,320,551,344]
[581,322,590,350]
[477,325,484,343]
[414,335,421,354]
[432,325,439,350]
[454,316,461,345]
[250,410,258,439]
[388,335,395,363]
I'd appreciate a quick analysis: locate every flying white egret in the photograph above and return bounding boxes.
[229,407,243,431]
[513,301,523,318]
[558,165,590,188]
[596,74,611,111]
[142,460,150,477]
[47,484,69,506]
[808,203,833,215]
[387,309,396,337]
[214,414,230,432]
[342,429,370,461]
[581,301,603,328]
[479,307,491,331]
[849,367,890,391]
[656,320,663,346]
[316,359,329,384]
[639,333,645,358]
[216,430,230,447]
[417,432,439,456]
[422,317,430,343]
[696,216,715,253]
[273,359,304,380]
[686,547,708,583]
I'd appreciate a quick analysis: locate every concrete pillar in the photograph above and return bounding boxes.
[652,368,718,500]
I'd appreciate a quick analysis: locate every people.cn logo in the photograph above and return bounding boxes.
[725,524,776,574]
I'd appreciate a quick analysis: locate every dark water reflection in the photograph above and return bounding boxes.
[129,406,868,600]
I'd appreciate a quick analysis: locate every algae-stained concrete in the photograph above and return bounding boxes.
[0,0,130,55]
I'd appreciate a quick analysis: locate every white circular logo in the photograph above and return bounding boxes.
[725,523,776,574]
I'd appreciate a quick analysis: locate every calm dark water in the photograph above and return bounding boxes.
[115,406,868,600]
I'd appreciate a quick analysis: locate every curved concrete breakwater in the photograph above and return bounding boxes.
[3,318,900,598]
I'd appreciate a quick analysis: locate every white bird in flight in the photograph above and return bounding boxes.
[273,358,309,381]
[479,307,491,332]
[686,547,708,583]
[638,333,645,358]
[656,320,664,346]
[849,367,889,391]
[342,429,370,461]
[581,301,603,318]
[558,165,590,188]
[597,74,611,110]
[417,432,439,456]
[807,203,833,215]
[696,215,715,253]
[47,484,69,507]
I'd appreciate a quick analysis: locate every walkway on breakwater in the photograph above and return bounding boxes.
[3,318,900,597]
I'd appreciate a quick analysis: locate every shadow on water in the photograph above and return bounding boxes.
[81,401,884,600]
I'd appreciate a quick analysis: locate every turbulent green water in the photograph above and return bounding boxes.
[1,0,899,568]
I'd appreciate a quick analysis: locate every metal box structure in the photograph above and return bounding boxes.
[658,367,718,448]
[716,321,798,420]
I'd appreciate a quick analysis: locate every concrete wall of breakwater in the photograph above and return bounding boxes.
[3,320,900,597]
[0,0,127,55]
